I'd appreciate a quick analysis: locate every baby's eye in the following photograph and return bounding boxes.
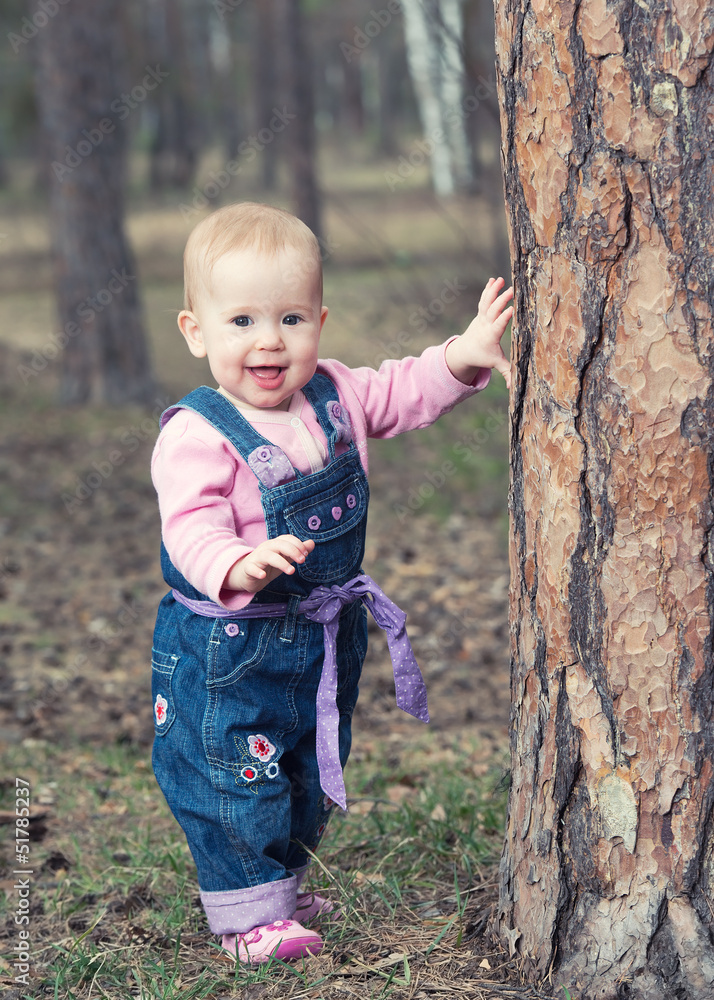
[282,314,303,327]
[232,315,252,328]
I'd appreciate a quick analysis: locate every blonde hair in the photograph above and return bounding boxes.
[183,202,323,311]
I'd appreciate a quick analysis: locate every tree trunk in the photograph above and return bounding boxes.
[146,0,200,189]
[438,0,473,189]
[274,0,323,243]
[36,0,154,405]
[376,39,404,157]
[401,0,473,196]
[253,0,279,190]
[402,0,455,196]
[209,8,242,163]
[495,0,714,996]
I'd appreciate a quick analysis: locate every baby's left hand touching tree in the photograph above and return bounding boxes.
[445,277,514,389]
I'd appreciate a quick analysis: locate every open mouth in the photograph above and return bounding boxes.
[247,366,286,389]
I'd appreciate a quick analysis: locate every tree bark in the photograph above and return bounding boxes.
[35,0,154,405]
[494,0,714,997]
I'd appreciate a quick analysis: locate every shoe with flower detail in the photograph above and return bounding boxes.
[221,919,323,964]
[293,892,341,924]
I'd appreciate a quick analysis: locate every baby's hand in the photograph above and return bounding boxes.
[445,277,514,389]
[225,535,316,593]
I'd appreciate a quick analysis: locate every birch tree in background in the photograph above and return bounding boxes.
[495,0,714,995]
[401,0,473,196]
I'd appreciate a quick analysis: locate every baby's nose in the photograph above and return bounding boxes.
[255,323,284,348]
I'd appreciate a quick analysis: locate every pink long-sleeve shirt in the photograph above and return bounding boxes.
[152,340,489,610]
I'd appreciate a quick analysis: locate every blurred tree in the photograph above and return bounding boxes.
[208,10,242,162]
[462,0,500,182]
[377,35,409,157]
[496,0,714,997]
[252,0,279,190]
[401,0,473,196]
[274,0,323,242]
[146,0,200,189]
[35,0,154,404]
[341,30,365,136]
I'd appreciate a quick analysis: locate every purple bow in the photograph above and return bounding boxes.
[299,577,429,809]
[171,574,429,810]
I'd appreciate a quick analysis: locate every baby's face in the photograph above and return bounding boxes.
[179,246,327,411]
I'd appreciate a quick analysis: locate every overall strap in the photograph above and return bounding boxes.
[160,386,276,465]
[301,371,347,462]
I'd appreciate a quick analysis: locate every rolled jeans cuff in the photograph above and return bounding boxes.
[200,874,298,934]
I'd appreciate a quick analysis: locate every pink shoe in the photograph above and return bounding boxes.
[221,919,323,964]
[293,892,340,924]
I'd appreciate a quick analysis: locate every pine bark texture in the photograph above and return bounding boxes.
[494,0,714,997]
[36,0,154,404]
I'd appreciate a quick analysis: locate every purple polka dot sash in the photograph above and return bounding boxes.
[172,575,429,810]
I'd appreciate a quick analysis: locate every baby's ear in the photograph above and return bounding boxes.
[178,311,207,358]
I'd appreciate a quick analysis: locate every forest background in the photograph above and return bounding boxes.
[0,1,536,997]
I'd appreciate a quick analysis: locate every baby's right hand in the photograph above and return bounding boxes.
[224,535,316,593]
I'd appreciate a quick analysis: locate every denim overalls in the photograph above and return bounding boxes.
[151,375,373,934]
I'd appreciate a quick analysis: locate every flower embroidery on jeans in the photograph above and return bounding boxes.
[232,734,282,792]
[311,821,327,849]
[154,694,168,725]
[248,734,276,761]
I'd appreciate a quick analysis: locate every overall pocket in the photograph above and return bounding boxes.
[151,648,179,737]
[282,474,367,583]
[205,617,279,688]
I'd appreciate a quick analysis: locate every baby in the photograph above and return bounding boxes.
[150,202,512,964]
